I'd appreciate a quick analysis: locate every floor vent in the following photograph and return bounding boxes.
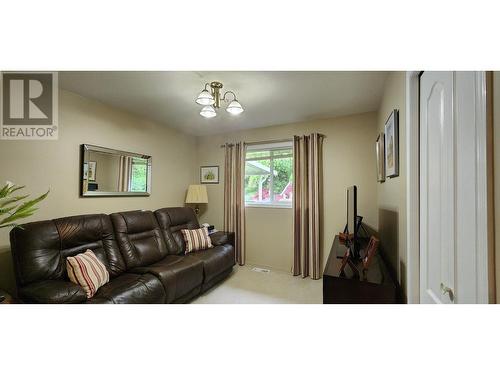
[251,267,271,273]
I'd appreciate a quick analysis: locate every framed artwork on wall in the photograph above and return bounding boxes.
[88,161,97,181]
[375,132,385,182]
[384,109,399,178]
[200,166,219,184]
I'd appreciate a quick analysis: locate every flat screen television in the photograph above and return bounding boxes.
[346,185,362,258]
[347,185,357,239]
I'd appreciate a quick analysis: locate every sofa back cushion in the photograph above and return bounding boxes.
[10,214,125,287]
[154,207,200,255]
[110,210,168,269]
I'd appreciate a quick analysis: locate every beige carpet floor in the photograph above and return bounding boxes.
[192,265,322,304]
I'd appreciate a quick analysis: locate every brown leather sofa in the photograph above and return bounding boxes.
[9,207,235,303]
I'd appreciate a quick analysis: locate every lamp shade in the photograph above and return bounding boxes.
[185,185,208,204]
[196,89,215,106]
[226,99,244,115]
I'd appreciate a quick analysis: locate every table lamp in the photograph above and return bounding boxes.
[185,184,208,215]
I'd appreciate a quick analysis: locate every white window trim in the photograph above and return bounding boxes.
[244,141,293,208]
[246,141,293,151]
[245,202,292,209]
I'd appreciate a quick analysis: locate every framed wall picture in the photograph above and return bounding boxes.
[384,109,399,178]
[375,132,385,182]
[200,166,219,184]
[88,161,97,182]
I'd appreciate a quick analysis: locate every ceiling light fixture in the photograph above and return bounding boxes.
[195,81,244,118]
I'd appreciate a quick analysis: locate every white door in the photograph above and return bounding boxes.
[419,72,455,304]
[419,71,490,304]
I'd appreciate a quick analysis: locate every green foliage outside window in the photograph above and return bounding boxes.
[245,147,293,203]
[130,160,147,192]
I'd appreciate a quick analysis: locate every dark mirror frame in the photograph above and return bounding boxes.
[80,144,152,197]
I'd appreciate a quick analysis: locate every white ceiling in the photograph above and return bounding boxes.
[59,71,388,136]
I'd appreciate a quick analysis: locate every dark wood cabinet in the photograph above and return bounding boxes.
[323,236,399,304]
[0,289,15,304]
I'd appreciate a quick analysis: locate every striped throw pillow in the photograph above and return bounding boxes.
[66,250,110,298]
[181,227,213,254]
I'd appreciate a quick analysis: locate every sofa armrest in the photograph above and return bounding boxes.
[209,231,235,247]
[18,280,87,304]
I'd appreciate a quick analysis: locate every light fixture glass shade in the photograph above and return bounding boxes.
[226,99,244,115]
[200,105,217,118]
[196,89,215,106]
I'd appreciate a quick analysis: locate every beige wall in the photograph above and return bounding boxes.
[0,90,197,293]
[494,72,500,303]
[197,112,379,273]
[376,72,407,297]
[245,207,294,272]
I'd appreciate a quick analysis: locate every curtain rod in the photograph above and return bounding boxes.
[220,134,326,148]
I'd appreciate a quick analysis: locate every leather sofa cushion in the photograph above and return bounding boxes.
[132,255,204,303]
[18,279,87,304]
[86,273,165,304]
[154,207,200,255]
[209,231,235,247]
[111,210,168,269]
[10,220,60,286]
[10,214,125,286]
[54,214,126,278]
[188,244,235,283]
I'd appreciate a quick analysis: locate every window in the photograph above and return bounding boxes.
[129,158,148,192]
[244,142,293,207]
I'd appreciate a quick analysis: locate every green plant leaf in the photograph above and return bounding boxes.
[11,190,49,215]
[0,185,10,199]
[0,224,19,229]
[12,207,38,218]
[0,208,38,225]
[8,185,25,195]
[0,188,48,228]
[0,195,30,208]
[0,205,19,215]
[0,184,25,199]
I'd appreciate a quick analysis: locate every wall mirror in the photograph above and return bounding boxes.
[80,144,152,197]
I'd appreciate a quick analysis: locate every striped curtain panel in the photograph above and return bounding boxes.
[292,133,324,279]
[118,156,133,192]
[223,142,246,265]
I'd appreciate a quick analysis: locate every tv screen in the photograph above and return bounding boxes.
[347,185,357,239]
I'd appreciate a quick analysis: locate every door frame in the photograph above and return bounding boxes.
[405,71,420,304]
[406,71,492,304]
